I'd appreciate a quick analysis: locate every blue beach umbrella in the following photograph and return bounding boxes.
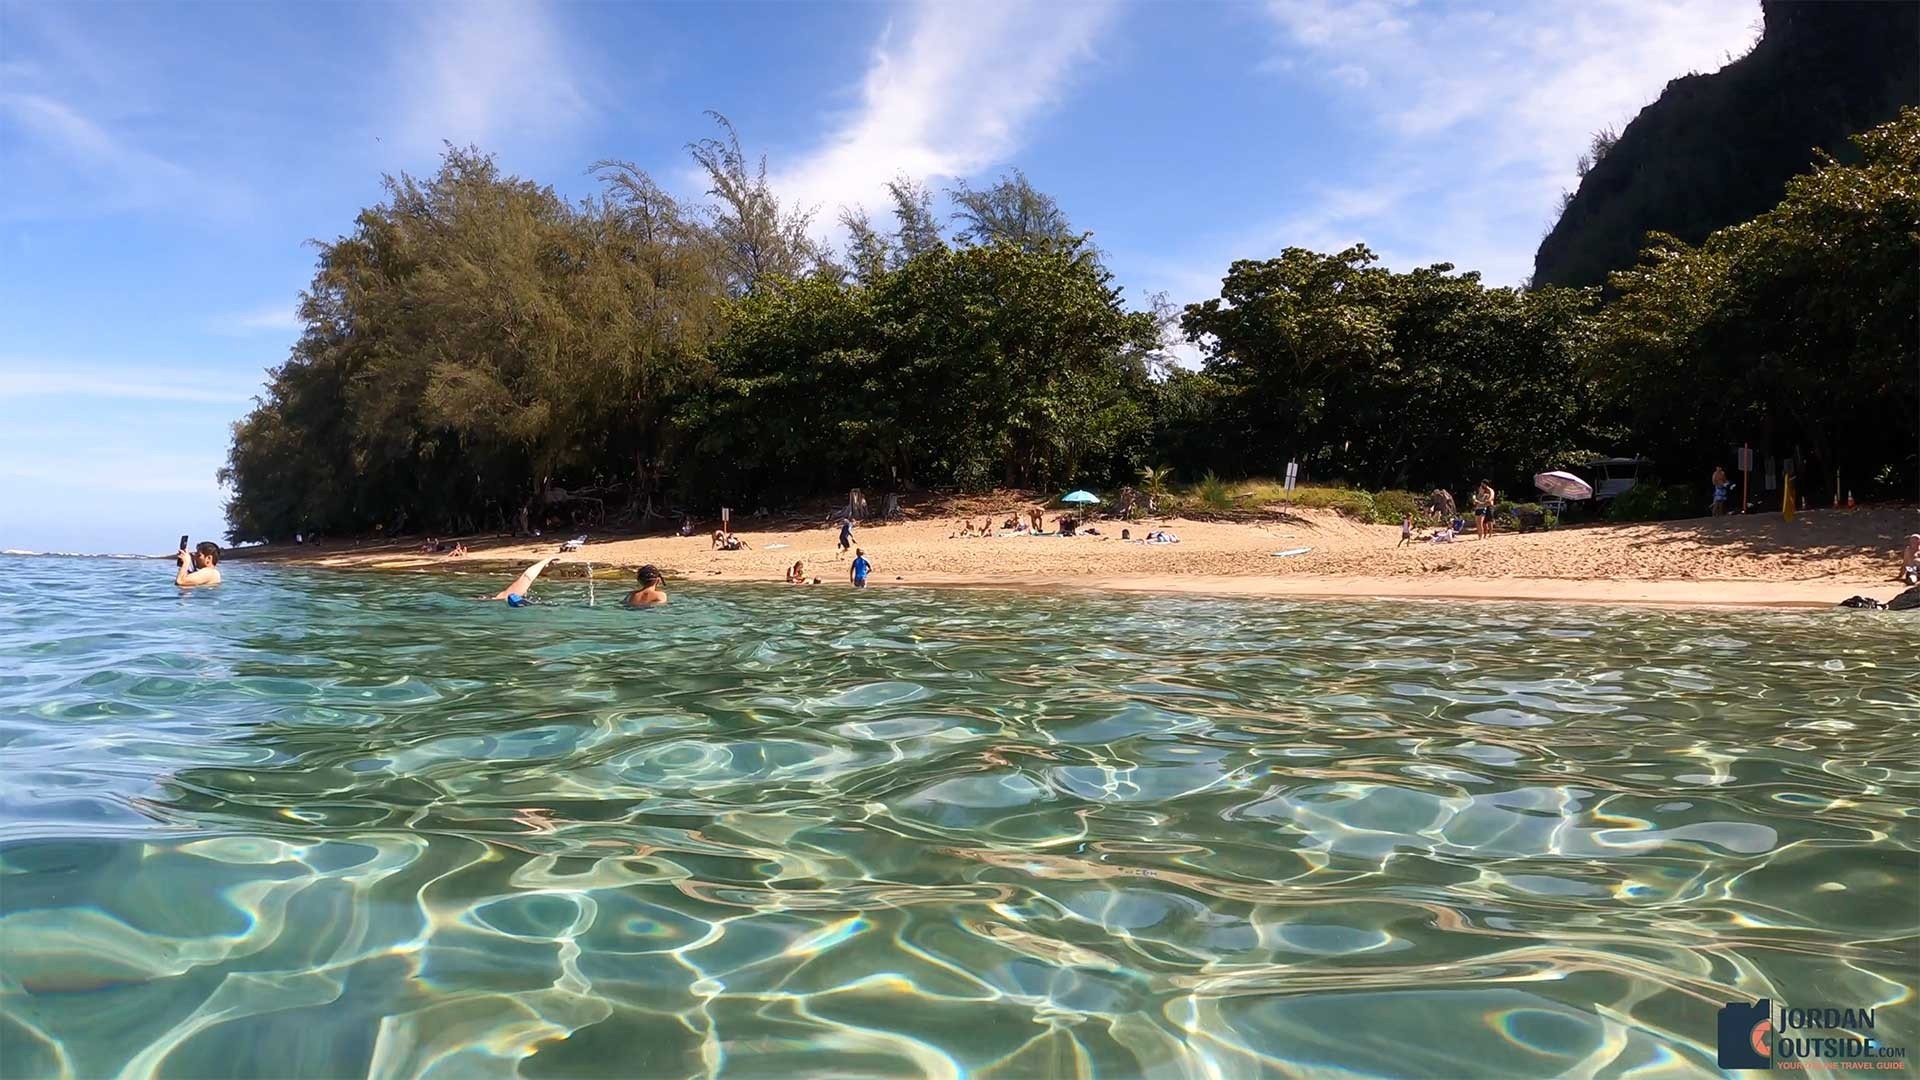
[1061,490,1101,505]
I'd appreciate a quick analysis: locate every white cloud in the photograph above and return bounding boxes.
[776,1,1118,222]
[0,368,254,405]
[0,91,201,216]
[395,0,592,153]
[1248,0,1759,284]
[209,305,303,336]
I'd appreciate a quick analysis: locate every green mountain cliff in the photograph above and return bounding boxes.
[1533,0,1918,289]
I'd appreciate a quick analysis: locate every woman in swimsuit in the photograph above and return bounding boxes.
[1473,481,1496,540]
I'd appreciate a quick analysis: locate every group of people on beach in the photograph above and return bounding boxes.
[1403,483,1496,545]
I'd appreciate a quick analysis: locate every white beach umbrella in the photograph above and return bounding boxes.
[1534,471,1594,501]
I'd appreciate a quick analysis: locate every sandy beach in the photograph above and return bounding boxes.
[237,502,1918,609]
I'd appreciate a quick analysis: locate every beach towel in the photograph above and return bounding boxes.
[1270,547,1312,558]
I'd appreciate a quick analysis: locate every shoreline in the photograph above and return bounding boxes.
[242,557,1899,613]
[229,505,1916,612]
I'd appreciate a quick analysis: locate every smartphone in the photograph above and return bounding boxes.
[179,534,190,553]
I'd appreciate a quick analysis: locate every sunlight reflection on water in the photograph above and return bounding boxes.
[0,556,1915,1078]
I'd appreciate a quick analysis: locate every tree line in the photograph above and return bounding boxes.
[222,110,1918,541]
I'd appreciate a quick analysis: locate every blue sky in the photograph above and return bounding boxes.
[0,0,1758,554]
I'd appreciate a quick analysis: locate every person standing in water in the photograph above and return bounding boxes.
[849,548,871,588]
[174,541,222,588]
[623,565,667,606]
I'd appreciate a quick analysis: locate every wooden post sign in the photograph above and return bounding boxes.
[1738,444,1752,513]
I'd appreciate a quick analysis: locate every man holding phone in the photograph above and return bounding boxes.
[175,538,222,588]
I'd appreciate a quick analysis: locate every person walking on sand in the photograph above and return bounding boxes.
[1472,481,1496,540]
[837,517,854,558]
[849,548,872,588]
[1711,466,1731,516]
[1398,512,1413,548]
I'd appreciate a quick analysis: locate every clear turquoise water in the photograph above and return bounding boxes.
[0,556,1914,1079]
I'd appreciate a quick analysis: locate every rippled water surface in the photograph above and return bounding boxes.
[1,556,1915,1079]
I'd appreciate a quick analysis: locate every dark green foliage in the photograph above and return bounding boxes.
[1535,0,1917,289]
[1588,109,1920,507]
[1177,246,1604,495]
[1369,489,1425,525]
[1193,472,1234,511]
[1605,484,1701,522]
[222,147,727,541]
[692,239,1158,501]
[222,105,1919,542]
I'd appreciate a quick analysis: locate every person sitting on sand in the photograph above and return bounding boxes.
[446,542,468,558]
[786,560,809,584]
[490,556,557,605]
[624,564,668,607]
[1902,533,1920,586]
[174,541,222,588]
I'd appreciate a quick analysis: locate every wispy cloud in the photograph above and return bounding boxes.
[777,1,1118,221]
[209,305,303,336]
[0,91,202,218]
[393,0,593,153]
[0,368,255,405]
[1249,0,1758,284]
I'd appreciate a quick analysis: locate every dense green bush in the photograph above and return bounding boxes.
[1369,489,1426,525]
[1193,472,1235,511]
[1496,501,1559,530]
[1604,483,1700,521]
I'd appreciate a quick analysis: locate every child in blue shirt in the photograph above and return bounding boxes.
[849,549,871,588]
